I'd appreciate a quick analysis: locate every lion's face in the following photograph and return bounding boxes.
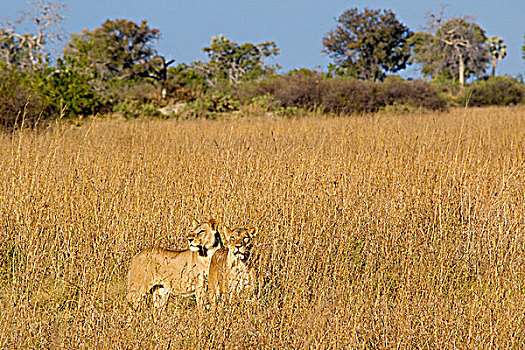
[187,219,221,256]
[222,226,257,261]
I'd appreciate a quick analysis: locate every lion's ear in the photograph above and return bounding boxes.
[208,218,219,230]
[248,226,257,237]
[192,219,200,228]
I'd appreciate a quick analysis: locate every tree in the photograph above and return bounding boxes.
[322,8,412,81]
[486,36,506,76]
[410,15,489,88]
[21,0,66,58]
[0,29,38,70]
[0,0,65,70]
[522,34,525,60]
[64,19,171,82]
[195,35,279,88]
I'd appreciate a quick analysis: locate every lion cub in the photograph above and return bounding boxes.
[208,226,257,304]
[126,219,222,309]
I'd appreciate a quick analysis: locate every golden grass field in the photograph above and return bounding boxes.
[1,107,525,349]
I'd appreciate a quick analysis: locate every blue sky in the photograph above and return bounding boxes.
[1,0,524,78]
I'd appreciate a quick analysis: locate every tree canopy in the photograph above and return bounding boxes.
[487,36,506,76]
[0,0,65,70]
[0,29,39,70]
[322,8,412,81]
[1,1,522,127]
[410,16,490,87]
[195,35,279,88]
[64,19,167,81]
[522,35,525,60]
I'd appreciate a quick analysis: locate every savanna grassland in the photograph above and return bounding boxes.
[1,107,525,349]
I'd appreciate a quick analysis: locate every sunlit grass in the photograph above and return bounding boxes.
[1,106,524,349]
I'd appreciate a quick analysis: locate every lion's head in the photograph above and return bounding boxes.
[187,219,222,257]
[221,226,257,261]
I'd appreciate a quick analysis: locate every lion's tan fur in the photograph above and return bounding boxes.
[208,226,257,304]
[126,219,222,309]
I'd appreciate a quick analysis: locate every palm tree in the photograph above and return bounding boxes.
[487,36,507,76]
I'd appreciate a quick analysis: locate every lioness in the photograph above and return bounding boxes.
[208,226,257,304]
[126,218,222,309]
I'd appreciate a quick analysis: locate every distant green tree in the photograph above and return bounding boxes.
[64,19,171,82]
[0,61,49,128]
[486,36,506,76]
[34,57,104,118]
[522,34,525,60]
[195,35,279,88]
[322,8,412,81]
[165,63,208,100]
[410,15,489,88]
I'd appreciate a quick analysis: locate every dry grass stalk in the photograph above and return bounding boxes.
[1,107,525,349]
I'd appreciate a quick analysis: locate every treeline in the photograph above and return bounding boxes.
[1,2,524,128]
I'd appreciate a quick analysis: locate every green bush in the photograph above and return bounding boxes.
[183,92,240,119]
[1,58,108,129]
[35,59,105,119]
[239,94,282,115]
[430,72,462,104]
[0,63,50,129]
[113,99,162,119]
[461,76,525,107]
[165,64,208,101]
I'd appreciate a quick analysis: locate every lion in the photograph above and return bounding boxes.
[126,218,222,309]
[208,226,257,304]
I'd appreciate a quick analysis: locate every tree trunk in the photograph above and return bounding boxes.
[458,49,465,88]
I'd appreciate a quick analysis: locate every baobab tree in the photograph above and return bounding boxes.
[410,14,490,88]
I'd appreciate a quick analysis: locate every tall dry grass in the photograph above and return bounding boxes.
[1,107,525,349]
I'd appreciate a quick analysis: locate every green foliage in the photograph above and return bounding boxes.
[323,8,412,81]
[0,6,521,126]
[183,91,240,119]
[0,29,41,71]
[410,17,490,87]
[60,19,168,114]
[0,62,48,129]
[35,58,104,118]
[486,36,507,76]
[165,64,208,101]
[327,63,357,78]
[114,99,162,119]
[522,34,525,60]
[195,35,279,89]
[461,76,524,107]
[243,94,282,113]
[64,19,162,81]
[61,19,176,117]
[238,93,311,117]
[429,72,462,105]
